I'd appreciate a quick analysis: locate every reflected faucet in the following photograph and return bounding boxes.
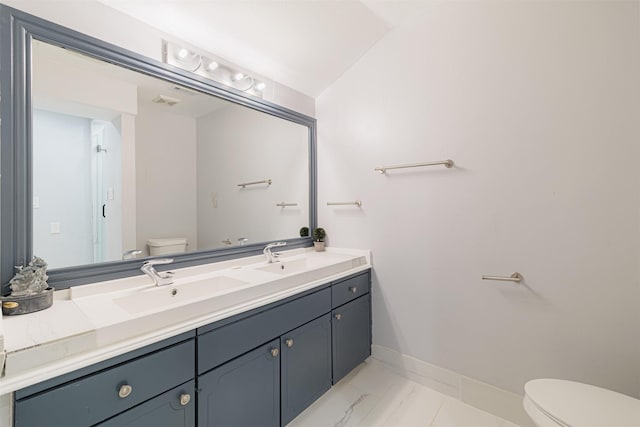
[122,249,142,260]
[263,242,286,263]
[141,258,175,286]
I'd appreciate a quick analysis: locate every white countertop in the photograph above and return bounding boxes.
[0,247,371,394]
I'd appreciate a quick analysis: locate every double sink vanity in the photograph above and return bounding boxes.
[0,248,372,426]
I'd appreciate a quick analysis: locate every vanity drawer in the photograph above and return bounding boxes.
[331,271,370,308]
[198,287,331,374]
[14,339,195,427]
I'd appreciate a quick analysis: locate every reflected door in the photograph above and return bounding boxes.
[91,120,122,263]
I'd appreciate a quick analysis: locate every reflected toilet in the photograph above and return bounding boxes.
[524,379,640,427]
[147,238,188,256]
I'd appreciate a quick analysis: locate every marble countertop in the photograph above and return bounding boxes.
[0,247,371,394]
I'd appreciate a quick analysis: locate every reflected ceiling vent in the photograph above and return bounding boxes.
[151,95,181,106]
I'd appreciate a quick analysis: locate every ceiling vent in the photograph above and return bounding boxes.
[151,95,181,106]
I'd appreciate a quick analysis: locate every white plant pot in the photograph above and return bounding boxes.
[313,241,325,252]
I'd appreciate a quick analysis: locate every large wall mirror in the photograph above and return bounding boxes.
[0,5,316,293]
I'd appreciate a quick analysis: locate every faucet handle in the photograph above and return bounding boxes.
[143,258,174,267]
[270,242,287,248]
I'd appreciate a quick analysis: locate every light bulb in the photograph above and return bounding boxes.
[255,82,266,91]
[207,61,219,71]
[233,72,244,81]
[177,48,189,59]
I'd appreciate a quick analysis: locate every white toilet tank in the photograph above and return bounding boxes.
[147,238,188,256]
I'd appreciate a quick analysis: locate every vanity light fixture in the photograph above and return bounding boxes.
[162,40,268,99]
[168,44,201,72]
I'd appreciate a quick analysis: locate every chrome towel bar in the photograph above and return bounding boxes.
[375,160,454,174]
[276,202,298,207]
[482,272,523,283]
[327,200,362,207]
[238,179,272,188]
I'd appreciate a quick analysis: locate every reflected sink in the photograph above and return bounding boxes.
[114,276,249,315]
[256,258,310,275]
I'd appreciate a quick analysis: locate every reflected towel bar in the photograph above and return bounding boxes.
[482,272,523,283]
[238,179,272,188]
[327,200,362,207]
[276,202,298,207]
[375,160,454,174]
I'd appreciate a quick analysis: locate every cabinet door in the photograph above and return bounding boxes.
[198,339,280,427]
[96,381,195,427]
[332,294,371,383]
[281,314,332,425]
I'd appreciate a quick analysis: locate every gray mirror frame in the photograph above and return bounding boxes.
[0,4,317,294]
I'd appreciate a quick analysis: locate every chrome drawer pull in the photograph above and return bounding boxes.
[118,384,133,399]
[270,348,279,357]
[285,338,294,348]
[349,286,357,293]
[335,313,342,321]
[179,393,191,406]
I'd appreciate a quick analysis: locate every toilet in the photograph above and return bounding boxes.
[524,379,640,427]
[147,238,188,256]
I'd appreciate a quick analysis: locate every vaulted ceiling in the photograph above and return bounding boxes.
[97,0,428,97]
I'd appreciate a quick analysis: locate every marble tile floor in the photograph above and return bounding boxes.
[288,359,521,427]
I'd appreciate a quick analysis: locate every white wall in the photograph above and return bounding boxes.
[3,0,315,117]
[196,104,309,248]
[317,0,640,398]
[135,104,198,256]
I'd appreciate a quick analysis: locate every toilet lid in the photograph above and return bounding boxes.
[525,379,640,427]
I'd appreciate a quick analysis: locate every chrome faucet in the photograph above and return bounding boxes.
[141,258,175,286]
[263,242,286,263]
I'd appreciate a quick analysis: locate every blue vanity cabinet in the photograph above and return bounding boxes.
[198,339,281,427]
[13,333,195,427]
[331,271,372,384]
[11,268,372,427]
[280,313,332,425]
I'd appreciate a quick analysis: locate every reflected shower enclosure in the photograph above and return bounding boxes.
[32,110,122,269]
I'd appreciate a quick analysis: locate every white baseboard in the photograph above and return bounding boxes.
[371,345,534,427]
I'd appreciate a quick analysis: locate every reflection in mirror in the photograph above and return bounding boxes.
[32,40,309,269]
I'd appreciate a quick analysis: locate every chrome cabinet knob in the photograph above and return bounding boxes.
[335,313,342,321]
[285,338,294,348]
[349,286,357,293]
[118,384,133,399]
[179,393,191,406]
[270,348,279,357]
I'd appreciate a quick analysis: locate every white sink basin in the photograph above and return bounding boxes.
[114,275,249,315]
[256,258,310,275]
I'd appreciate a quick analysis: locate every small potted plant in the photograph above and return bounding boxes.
[299,226,309,237]
[312,227,326,252]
